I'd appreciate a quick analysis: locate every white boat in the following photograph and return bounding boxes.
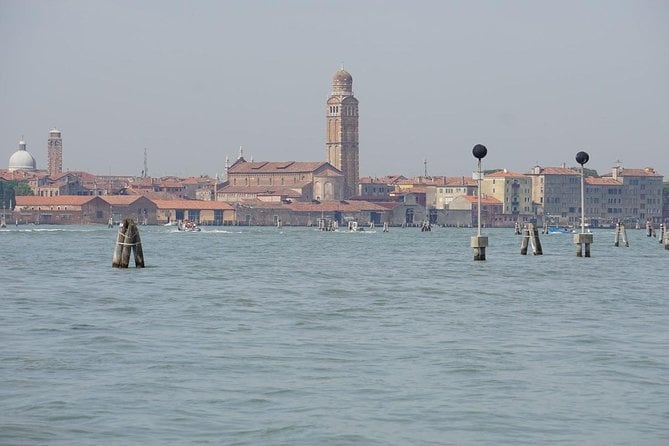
[178,220,201,232]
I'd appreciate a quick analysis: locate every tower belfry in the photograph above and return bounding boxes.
[326,67,359,199]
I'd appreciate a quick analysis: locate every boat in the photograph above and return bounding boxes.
[178,220,201,232]
[546,226,574,234]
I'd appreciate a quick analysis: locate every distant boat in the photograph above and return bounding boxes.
[547,226,573,234]
[178,220,201,232]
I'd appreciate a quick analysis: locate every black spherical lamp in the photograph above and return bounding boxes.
[472,144,487,160]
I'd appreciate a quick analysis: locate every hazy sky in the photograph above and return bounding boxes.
[1,0,668,178]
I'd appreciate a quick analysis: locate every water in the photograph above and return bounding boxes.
[1,225,668,445]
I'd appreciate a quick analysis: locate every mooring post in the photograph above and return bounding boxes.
[646,220,653,237]
[514,222,521,235]
[614,222,621,247]
[112,218,145,268]
[659,223,665,244]
[112,219,130,268]
[530,223,543,255]
[664,231,669,250]
[622,223,629,247]
[520,224,529,255]
[383,222,389,232]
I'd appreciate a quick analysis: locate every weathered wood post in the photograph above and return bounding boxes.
[471,144,488,261]
[664,230,669,250]
[646,220,653,237]
[659,223,665,244]
[133,222,145,268]
[520,223,543,255]
[573,150,593,257]
[112,218,145,268]
[383,222,389,232]
[614,222,629,247]
[514,222,521,235]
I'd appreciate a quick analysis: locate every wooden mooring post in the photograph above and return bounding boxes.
[646,220,654,237]
[664,230,669,250]
[614,222,629,247]
[514,222,521,235]
[383,222,389,232]
[659,223,665,244]
[112,218,145,268]
[520,223,543,255]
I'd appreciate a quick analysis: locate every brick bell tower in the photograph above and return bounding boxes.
[47,127,63,176]
[326,67,359,198]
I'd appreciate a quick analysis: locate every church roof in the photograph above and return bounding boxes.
[228,160,337,175]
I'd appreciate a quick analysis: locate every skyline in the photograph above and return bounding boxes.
[1,0,668,178]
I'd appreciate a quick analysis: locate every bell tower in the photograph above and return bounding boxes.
[326,68,359,198]
[47,127,63,176]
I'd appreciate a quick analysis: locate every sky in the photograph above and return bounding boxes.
[1,0,668,178]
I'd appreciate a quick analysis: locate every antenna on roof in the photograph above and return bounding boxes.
[423,158,428,178]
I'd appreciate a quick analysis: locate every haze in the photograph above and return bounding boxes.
[1,0,668,178]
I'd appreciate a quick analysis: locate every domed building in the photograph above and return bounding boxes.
[8,137,37,171]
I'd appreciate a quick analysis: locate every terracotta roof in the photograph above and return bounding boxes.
[15,195,96,206]
[616,168,662,177]
[228,160,335,174]
[586,177,621,185]
[533,167,580,175]
[152,199,234,210]
[486,170,528,178]
[444,176,477,187]
[100,195,145,205]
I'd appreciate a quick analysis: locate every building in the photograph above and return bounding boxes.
[326,68,359,198]
[447,195,503,228]
[528,165,581,226]
[8,137,37,172]
[481,169,534,225]
[602,165,664,225]
[220,158,344,202]
[47,128,63,176]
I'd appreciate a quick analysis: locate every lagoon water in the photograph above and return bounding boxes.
[1,224,668,445]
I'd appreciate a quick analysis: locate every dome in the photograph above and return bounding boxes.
[8,139,37,171]
[332,69,352,84]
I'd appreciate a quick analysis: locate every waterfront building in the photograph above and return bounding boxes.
[8,137,37,172]
[220,158,344,203]
[326,68,359,198]
[599,165,664,225]
[429,176,478,210]
[481,169,534,225]
[47,128,63,176]
[528,165,581,226]
[447,195,503,228]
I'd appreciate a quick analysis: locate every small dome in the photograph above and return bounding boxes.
[332,69,352,84]
[8,139,37,171]
[49,127,61,136]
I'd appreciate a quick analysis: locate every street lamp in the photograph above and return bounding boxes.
[471,144,488,261]
[574,150,593,257]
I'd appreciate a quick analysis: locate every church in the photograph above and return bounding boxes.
[216,68,360,203]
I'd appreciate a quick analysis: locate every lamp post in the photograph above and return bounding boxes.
[471,144,488,261]
[574,150,593,257]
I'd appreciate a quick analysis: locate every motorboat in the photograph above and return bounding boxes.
[178,220,201,232]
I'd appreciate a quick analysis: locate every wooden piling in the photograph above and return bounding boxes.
[664,231,669,250]
[520,223,542,255]
[383,222,389,232]
[659,223,665,244]
[514,222,521,235]
[112,218,145,268]
[646,220,653,237]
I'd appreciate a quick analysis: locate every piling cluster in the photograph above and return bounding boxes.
[112,218,145,268]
